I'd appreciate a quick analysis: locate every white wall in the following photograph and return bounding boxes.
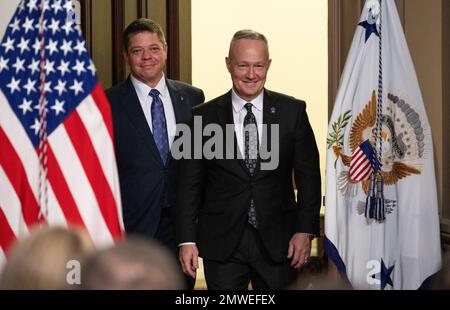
[192,0,328,192]
[0,0,21,39]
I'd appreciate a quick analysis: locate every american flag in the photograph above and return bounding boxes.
[349,139,380,181]
[0,0,124,264]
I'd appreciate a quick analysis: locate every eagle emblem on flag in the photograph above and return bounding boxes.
[327,90,424,216]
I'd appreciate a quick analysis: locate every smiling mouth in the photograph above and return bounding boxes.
[243,81,259,86]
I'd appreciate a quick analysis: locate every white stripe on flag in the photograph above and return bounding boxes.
[0,166,29,237]
[46,184,68,228]
[49,125,113,247]
[77,96,123,220]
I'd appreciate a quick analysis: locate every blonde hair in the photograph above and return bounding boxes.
[0,226,94,290]
[228,29,269,58]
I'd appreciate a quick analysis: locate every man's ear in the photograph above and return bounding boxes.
[123,50,128,63]
[225,57,231,72]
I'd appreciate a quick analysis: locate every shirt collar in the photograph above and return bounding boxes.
[130,74,169,99]
[231,88,264,114]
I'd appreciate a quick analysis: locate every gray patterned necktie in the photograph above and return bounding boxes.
[244,103,258,228]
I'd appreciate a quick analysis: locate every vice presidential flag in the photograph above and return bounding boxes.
[0,0,124,265]
[325,0,441,289]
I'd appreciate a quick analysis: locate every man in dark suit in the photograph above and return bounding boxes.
[174,30,321,289]
[105,18,204,287]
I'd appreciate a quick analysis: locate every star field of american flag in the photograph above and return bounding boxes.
[0,0,97,147]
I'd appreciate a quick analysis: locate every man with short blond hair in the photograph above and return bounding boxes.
[175,29,321,289]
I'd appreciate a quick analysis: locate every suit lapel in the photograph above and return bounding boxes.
[166,79,192,166]
[121,77,163,166]
[256,89,279,177]
[167,79,190,125]
[216,91,233,126]
[216,92,250,178]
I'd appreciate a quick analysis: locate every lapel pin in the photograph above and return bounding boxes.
[270,107,276,114]
[180,96,184,101]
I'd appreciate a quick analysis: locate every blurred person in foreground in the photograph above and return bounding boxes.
[0,226,94,290]
[289,256,352,290]
[81,237,185,290]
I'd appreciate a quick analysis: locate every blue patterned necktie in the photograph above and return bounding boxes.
[150,89,169,165]
[244,103,259,228]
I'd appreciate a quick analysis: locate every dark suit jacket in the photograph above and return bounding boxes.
[106,77,204,238]
[174,89,321,263]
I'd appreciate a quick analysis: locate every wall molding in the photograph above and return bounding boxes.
[167,0,180,80]
[112,0,125,84]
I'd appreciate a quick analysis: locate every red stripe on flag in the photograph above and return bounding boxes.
[47,146,87,229]
[0,127,42,226]
[350,150,364,166]
[0,206,16,255]
[353,161,371,180]
[351,156,369,175]
[64,111,122,238]
[359,166,372,181]
[91,83,114,141]
[351,161,369,180]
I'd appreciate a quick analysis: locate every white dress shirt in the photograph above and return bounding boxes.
[231,89,264,157]
[130,74,177,147]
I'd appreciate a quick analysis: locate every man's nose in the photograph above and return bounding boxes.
[246,66,255,79]
[142,48,152,59]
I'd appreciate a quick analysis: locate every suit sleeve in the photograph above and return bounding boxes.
[293,101,322,235]
[173,112,205,244]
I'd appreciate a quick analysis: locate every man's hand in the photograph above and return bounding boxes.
[287,233,312,269]
[179,244,199,278]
